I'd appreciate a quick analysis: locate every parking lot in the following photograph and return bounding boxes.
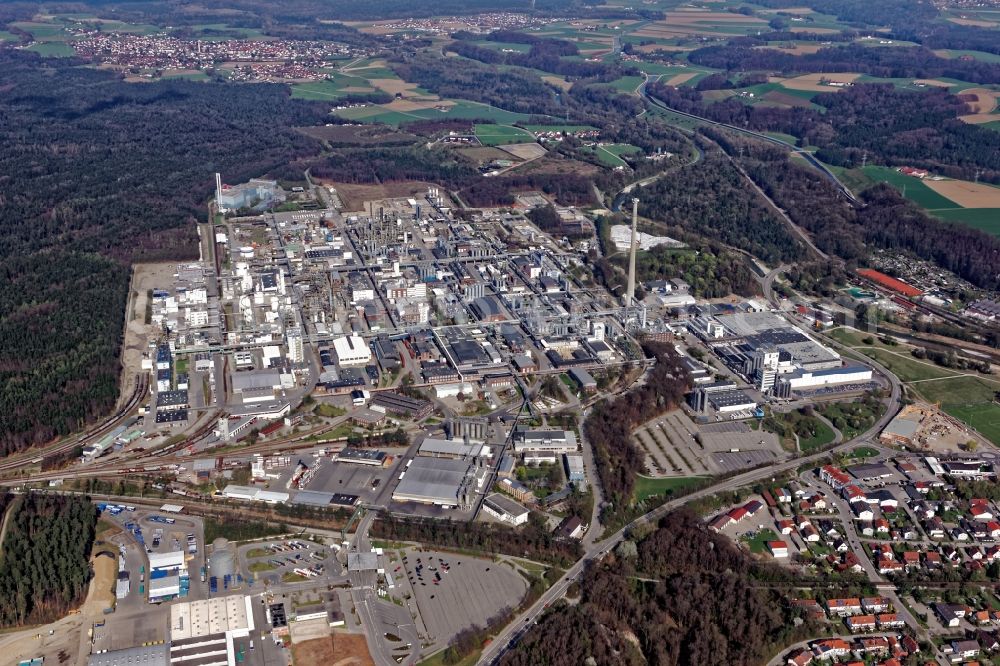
[269,447,406,506]
[238,539,341,587]
[635,412,784,477]
[395,548,527,648]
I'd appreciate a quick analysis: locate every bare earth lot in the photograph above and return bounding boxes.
[319,181,440,211]
[925,178,1000,208]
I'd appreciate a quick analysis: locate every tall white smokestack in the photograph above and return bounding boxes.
[215,173,223,211]
[625,197,639,306]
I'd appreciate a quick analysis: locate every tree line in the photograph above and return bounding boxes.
[448,31,633,80]
[372,512,583,566]
[648,80,1000,184]
[689,41,1000,85]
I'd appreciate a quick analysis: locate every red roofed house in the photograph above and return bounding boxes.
[846,614,877,632]
[821,465,851,490]
[709,514,733,532]
[826,598,862,616]
[877,613,905,628]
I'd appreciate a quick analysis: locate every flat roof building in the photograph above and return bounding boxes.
[418,437,489,459]
[483,493,530,526]
[332,335,371,367]
[336,448,387,466]
[87,645,169,666]
[513,428,578,454]
[392,457,476,507]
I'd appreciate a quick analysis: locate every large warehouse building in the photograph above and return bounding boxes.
[392,457,484,508]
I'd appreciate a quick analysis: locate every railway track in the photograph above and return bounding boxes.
[0,373,148,473]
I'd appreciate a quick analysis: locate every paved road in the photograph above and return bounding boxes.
[477,365,902,665]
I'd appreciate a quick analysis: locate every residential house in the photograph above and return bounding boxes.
[826,598,862,616]
[845,615,877,632]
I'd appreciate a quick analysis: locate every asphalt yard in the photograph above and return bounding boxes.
[635,411,783,476]
[397,549,527,647]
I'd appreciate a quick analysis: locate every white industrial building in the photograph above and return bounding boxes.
[418,437,491,459]
[221,484,290,504]
[512,429,578,455]
[149,550,186,573]
[780,365,873,390]
[332,335,372,366]
[482,493,530,526]
[149,575,180,602]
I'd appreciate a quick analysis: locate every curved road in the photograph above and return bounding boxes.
[478,358,902,665]
[637,81,860,206]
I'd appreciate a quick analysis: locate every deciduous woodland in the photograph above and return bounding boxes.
[585,341,691,528]
[702,129,1000,292]
[0,494,97,627]
[501,509,818,666]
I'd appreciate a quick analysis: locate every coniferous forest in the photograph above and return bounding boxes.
[0,51,328,453]
[0,494,97,627]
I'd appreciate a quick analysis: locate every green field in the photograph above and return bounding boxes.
[337,99,541,127]
[859,348,958,383]
[799,419,837,452]
[934,49,1000,64]
[0,30,20,41]
[474,123,535,146]
[932,207,1000,237]
[291,74,377,100]
[633,475,704,503]
[10,21,69,39]
[849,446,880,459]
[26,41,75,57]
[911,375,1000,445]
[743,529,781,554]
[945,403,1000,446]
[860,167,958,210]
[608,75,645,93]
[823,166,1000,236]
[586,142,642,168]
[161,70,210,81]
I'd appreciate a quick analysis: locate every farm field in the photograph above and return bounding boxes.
[933,49,1000,63]
[291,73,378,100]
[608,75,645,93]
[26,41,75,56]
[827,166,1000,237]
[335,99,538,127]
[521,124,598,134]
[474,123,535,146]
